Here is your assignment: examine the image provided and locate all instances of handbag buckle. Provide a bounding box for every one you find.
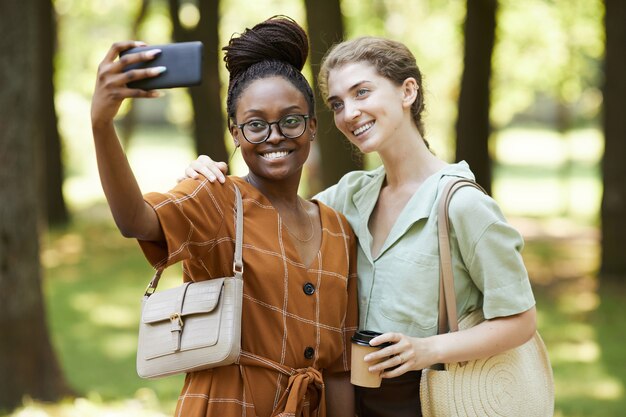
[169,313,184,327]
[233,261,243,274]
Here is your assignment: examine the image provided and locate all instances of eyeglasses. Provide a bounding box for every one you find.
[235,114,310,144]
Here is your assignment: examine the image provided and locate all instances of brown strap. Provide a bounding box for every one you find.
[436,178,487,335]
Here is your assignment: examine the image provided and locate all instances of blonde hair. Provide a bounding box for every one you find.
[319,37,427,140]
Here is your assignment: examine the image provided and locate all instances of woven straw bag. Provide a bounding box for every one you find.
[420,178,555,417]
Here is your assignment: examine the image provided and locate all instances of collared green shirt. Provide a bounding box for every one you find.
[314,161,535,337]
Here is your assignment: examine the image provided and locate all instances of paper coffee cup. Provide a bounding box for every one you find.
[350,330,387,388]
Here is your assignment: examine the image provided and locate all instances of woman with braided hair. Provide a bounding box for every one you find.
[91,16,357,417]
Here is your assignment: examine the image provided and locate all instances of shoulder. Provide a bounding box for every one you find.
[440,176,506,236]
[338,166,383,185]
[149,175,243,211]
[335,166,384,191]
[453,188,503,220]
[314,166,384,208]
[316,201,354,234]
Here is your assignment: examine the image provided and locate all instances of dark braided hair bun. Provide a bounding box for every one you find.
[223,16,309,79]
[223,16,315,120]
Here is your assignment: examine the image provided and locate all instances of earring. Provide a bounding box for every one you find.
[228,145,239,163]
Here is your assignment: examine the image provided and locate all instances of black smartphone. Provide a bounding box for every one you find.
[120,41,203,90]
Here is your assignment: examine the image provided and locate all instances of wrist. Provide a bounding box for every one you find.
[428,334,447,366]
[91,118,116,135]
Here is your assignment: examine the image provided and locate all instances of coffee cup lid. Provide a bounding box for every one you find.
[351,330,392,347]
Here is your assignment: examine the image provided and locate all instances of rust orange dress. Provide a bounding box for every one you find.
[138,176,358,417]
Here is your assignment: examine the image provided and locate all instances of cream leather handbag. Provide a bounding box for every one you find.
[136,185,244,379]
[420,178,554,417]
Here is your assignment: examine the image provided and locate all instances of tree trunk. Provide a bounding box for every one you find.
[455,0,497,195]
[169,0,227,162]
[40,0,69,226]
[600,0,626,280]
[0,0,72,409]
[305,0,363,195]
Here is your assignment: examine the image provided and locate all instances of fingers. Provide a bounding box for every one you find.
[363,332,417,378]
[183,156,228,183]
[380,359,413,379]
[92,41,163,129]
[103,40,146,63]
[184,166,199,180]
[369,332,398,348]
[216,161,229,176]
[113,47,163,73]
[95,43,165,108]
[369,350,416,379]
[108,65,166,89]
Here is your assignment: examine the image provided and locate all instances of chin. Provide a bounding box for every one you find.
[261,167,300,181]
[354,140,378,155]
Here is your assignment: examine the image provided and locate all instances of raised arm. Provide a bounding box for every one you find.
[91,41,165,241]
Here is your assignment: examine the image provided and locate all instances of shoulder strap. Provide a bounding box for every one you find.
[144,184,244,296]
[436,178,487,335]
[232,184,244,278]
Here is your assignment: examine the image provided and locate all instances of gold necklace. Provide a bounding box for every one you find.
[283,198,315,243]
[244,176,315,243]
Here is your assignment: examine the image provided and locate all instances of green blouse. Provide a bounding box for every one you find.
[314,161,535,337]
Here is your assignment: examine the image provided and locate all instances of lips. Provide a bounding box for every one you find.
[261,150,292,160]
[353,121,375,136]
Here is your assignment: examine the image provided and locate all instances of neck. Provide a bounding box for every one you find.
[244,171,302,208]
[377,127,447,188]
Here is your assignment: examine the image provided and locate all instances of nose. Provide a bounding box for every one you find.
[342,100,361,122]
[265,122,285,144]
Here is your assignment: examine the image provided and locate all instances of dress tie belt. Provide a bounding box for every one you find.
[239,351,326,417]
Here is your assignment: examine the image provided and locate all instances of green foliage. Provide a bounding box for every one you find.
[341,0,466,160]
[53,0,605,167]
[492,0,604,128]
[41,219,183,411]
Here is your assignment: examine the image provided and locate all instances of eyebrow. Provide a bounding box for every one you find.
[326,80,370,103]
[242,105,303,117]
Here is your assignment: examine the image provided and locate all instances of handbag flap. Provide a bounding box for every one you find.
[142,278,226,324]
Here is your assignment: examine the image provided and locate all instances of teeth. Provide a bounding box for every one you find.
[353,122,374,136]
[262,151,289,160]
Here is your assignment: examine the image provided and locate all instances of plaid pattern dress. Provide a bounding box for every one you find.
[139,176,358,417]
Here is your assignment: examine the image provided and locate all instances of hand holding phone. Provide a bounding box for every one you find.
[121,41,204,90]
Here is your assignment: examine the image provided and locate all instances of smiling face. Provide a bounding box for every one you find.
[230,76,316,183]
[326,61,416,155]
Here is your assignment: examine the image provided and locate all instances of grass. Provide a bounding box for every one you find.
[521,234,626,417]
[38,217,185,415]
[6,125,626,416]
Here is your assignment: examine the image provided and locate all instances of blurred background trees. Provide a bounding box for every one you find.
[0,0,622,415]
[600,0,626,282]
[455,0,497,195]
[0,0,72,409]
[304,0,363,195]
[169,0,227,161]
